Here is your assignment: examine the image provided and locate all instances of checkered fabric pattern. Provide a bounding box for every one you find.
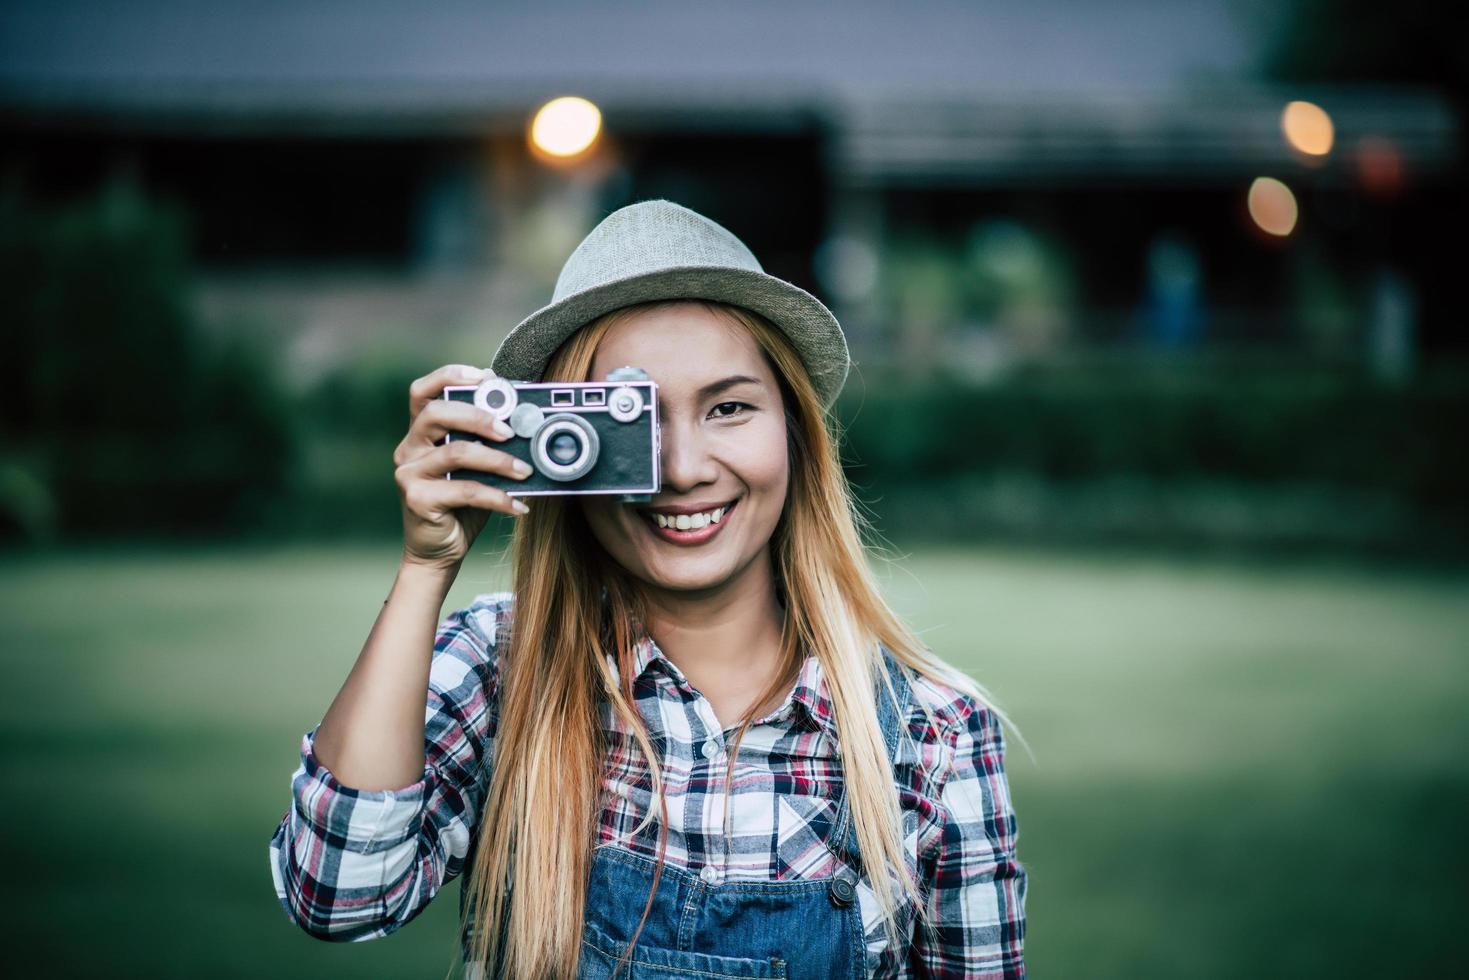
[269,592,1027,978]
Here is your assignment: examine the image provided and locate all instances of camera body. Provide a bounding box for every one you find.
[441,366,660,501]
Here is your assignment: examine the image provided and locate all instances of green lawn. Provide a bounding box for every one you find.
[2,542,1465,978]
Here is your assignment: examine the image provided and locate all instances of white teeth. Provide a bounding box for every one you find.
[650,505,730,531]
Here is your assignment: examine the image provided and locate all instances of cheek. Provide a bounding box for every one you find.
[738,420,790,496]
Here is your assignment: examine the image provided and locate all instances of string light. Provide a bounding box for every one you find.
[1281,101,1334,157]
[530,96,602,158]
[1248,177,1298,237]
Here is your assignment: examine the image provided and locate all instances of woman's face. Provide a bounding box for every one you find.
[579,303,790,598]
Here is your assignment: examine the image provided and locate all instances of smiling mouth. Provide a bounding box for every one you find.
[637,497,739,540]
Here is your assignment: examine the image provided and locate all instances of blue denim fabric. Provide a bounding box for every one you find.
[576,651,914,979]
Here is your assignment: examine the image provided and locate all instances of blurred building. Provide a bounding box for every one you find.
[1,0,1459,385]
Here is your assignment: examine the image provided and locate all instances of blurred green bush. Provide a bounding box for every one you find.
[0,181,298,540]
[276,347,1469,557]
[835,356,1469,557]
[286,350,440,539]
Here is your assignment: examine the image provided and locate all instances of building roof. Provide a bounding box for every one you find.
[1,1,1456,181]
[1,0,1253,117]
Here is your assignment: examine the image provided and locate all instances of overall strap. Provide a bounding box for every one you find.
[827,644,913,875]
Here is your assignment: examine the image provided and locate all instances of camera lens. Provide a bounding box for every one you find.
[530,413,600,482]
[549,432,580,464]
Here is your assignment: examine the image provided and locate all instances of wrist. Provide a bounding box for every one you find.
[394,554,460,600]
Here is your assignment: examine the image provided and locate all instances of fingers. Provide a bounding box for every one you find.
[400,473,527,521]
[396,363,530,525]
[395,398,513,467]
[396,439,530,520]
[407,364,497,423]
[398,437,532,483]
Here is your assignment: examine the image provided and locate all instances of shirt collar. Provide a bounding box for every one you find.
[619,614,839,739]
[782,650,838,738]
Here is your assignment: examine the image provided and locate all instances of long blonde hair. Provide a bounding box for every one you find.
[458,299,1019,978]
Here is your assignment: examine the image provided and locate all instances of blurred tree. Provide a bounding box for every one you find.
[962,220,1077,359]
[1292,238,1360,359]
[0,179,297,540]
[1256,0,1468,111]
[880,235,962,380]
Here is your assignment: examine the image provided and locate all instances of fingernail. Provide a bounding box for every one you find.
[512,499,529,514]
[513,460,531,476]
[494,421,514,438]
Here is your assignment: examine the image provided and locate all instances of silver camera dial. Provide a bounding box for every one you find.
[473,377,518,422]
[606,386,644,423]
[508,402,545,439]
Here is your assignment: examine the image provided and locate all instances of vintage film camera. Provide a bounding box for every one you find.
[441,366,660,503]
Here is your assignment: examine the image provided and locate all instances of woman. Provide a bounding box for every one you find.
[269,200,1027,978]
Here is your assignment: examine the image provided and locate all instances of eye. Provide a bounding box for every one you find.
[709,401,751,420]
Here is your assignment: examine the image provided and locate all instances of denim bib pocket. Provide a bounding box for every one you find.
[580,918,787,979]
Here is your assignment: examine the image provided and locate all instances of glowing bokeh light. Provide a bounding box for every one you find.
[530,96,602,158]
[1247,177,1298,237]
[1281,101,1334,157]
[1356,136,1405,197]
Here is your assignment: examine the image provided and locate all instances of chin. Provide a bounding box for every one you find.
[639,559,733,593]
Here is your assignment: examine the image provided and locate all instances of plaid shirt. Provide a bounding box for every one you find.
[269,592,1027,978]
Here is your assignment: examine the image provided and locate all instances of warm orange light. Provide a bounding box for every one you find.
[1247,177,1298,237]
[530,96,602,158]
[1281,100,1334,157]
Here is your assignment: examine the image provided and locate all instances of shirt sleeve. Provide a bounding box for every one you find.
[267,591,510,941]
[913,701,1028,978]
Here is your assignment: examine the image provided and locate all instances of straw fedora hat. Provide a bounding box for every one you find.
[490,199,851,410]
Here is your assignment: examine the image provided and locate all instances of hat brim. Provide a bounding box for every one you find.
[491,265,851,411]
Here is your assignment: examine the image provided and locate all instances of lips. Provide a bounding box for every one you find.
[640,499,734,528]
[639,497,739,545]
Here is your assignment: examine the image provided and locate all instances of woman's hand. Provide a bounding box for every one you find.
[394,364,531,570]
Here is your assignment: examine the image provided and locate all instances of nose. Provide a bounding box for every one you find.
[658,416,720,494]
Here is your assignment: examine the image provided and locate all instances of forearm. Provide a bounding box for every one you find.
[311,557,460,790]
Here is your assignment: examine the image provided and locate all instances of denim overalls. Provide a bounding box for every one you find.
[461,651,914,979]
[575,650,914,980]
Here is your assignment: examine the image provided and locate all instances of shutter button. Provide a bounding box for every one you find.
[699,865,722,886]
[829,869,858,908]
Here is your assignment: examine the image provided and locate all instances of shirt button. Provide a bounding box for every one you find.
[700,739,721,760]
[699,865,722,886]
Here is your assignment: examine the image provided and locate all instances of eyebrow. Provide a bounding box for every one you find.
[695,375,764,399]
